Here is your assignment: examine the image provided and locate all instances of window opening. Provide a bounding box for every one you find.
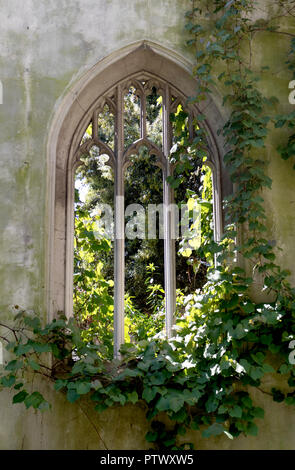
[72,74,216,357]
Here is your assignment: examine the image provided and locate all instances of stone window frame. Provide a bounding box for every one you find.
[46,41,232,357]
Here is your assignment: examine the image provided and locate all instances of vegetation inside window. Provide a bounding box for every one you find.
[1,0,294,451]
[73,89,214,357]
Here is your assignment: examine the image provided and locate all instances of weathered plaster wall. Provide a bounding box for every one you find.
[0,0,294,450]
[0,0,192,315]
[0,372,294,450]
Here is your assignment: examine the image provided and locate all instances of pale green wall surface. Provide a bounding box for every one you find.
[0,373,294,450]
[0,0,294,449]
[0,0,191,315]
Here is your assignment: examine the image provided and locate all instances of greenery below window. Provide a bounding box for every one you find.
[0,0,295,451]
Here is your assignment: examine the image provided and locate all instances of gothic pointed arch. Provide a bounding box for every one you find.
[46,41,232,355]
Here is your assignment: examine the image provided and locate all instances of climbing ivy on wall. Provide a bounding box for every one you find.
[275,36,295,167]
[0,0,295,450]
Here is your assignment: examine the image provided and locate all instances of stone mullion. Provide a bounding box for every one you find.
[140,90,147,139]
[114,84,125,358]
[163,84,176,338]
[92,109,98,140]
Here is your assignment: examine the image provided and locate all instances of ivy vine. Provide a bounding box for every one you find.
[0,0,295,450]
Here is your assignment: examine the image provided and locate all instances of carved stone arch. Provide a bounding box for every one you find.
[46,41,232,335]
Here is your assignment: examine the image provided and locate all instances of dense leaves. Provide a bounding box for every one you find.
[0,0,295,451]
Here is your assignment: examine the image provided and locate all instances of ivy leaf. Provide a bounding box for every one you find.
[149,370,169,385]
[191,416,201,430]
[171,408,188,423]
[156,393,183,413]
[241,396,252,408]
[251,352,265,365]
[14,343,33,356]
[127,391,138,404]
[27,359,40,371]
[269,344,280,354]
[23,316,41,331]
[24,392,45,409]
[229,405,243,418]
[145,431,158,442]
[115,368,142,380]
[285,396,295,406]
[91,380,103,390]
[234,324,248,340]
[14,383,24,390]
[114,394,126,406]
[71,361,85,375]
[240,359,251,373]
[247,422,258,436]
[54,379,68,391]
[278,364,291,375]
[13,390,29,404]
[5,360,23,371]
[156,397,170,411]
[85,364,100,375]
[218,404,228,414]
[38,401,51,412]
[260,335,272,346]
[168,396,185,413]
[242,302,255,314]
[262,363,275,374]
[1,375,16,387]
[202,423,224,438]
[205,395,219,413]
[31,343,52,354]
[142,387,157,403]
[252,407,264,419]
[249,366,264,381]
[95,403,108,413]
[67,389,80,403]
[275,119,287,128]
[76,382,92,395]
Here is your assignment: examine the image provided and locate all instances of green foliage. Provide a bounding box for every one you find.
[77,94,207,311]
[0,0,295,451]
[274,37,295,168]
[74,201,114,358]
[1,290,294,448]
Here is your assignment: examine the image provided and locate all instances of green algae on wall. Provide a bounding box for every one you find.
[0,0,294,450]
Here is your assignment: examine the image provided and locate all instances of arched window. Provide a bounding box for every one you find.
[46,42,232,358]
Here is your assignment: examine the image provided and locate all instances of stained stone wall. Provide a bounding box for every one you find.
[0,0,294,449]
